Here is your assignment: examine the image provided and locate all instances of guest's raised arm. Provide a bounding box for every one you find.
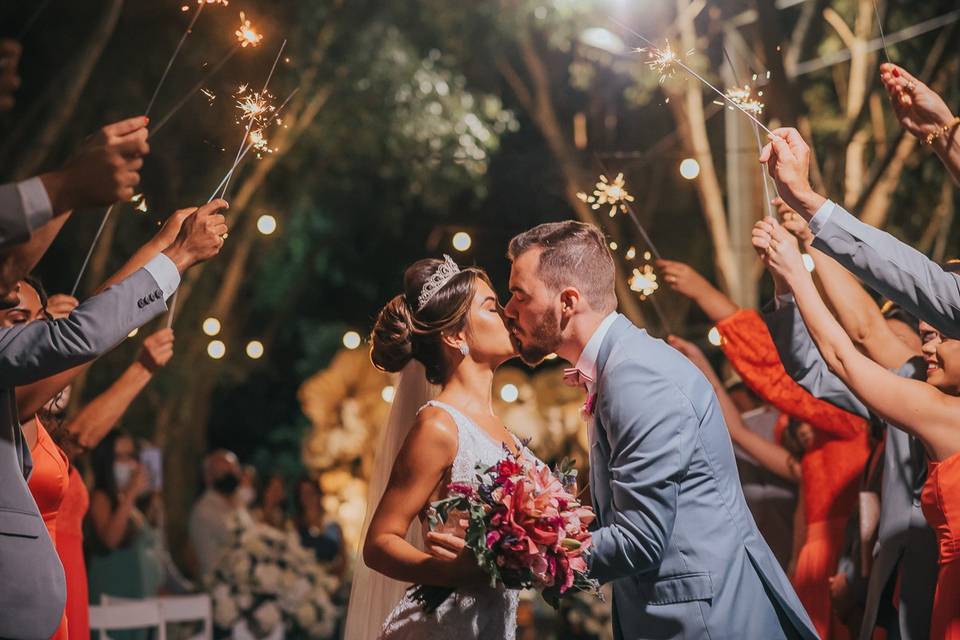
[762,127,960,338]
[753,217,960,461]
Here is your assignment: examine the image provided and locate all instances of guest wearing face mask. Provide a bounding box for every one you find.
[188,449,254,578]
[86,430,165,614]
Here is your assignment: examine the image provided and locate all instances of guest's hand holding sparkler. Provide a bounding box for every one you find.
[45,294,79,320]
[39,116,150,213]
[881,63,960,186]
[752,218,808,288]
[775,199,814,249]
[161,199,229,274]
[759,128,827,221]
[880,63,956,146]
[138,328,175,373]
[0,39,22,112]
[656,259,738,323]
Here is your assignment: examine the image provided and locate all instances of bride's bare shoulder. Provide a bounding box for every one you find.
[405,405,458,454]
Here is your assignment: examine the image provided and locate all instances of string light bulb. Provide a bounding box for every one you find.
[679,158,700,180]
[245,340,264,359]
[708,326,722,347]
[207,340,226,359]
[203,317,222,336]
[257,214,277,235]
[500,383,519,403]
[342,331,361,350]
[381,385,396,403]
[452,232,472,252]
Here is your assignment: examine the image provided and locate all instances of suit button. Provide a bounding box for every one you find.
[154,289,162,298]
[138,300,145,308]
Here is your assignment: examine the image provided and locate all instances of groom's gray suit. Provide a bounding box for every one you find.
[586,315,818,640]
[0,256,178,639]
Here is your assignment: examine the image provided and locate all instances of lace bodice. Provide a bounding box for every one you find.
[377,400,527,640]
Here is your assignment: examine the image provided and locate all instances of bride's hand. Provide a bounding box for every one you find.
[426,530,487,586]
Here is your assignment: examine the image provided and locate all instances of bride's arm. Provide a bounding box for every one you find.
[755,218,960,460]
[363,408,485,587]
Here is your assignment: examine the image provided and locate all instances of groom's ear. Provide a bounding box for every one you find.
[559,288,581,315]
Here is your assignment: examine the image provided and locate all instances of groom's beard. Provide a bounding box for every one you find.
[514,307,562,365]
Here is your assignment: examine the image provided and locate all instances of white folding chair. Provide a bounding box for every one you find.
[102,594,212,640]
[89,601,166,640]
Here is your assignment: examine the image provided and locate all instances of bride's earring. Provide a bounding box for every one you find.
[459,343,470,357]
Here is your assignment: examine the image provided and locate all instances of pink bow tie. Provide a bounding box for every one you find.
[563,367,594,389]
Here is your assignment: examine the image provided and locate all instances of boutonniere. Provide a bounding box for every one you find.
[581,393,597,420]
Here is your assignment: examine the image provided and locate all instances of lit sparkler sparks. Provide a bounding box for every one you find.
[235,88,276,128]
[201,88,216,104]
[236,12,263,48]
[131,193,148,213]
[577,172,635,218]
[715,85,765,116]
[635,41,692,85]
[248,129,275,156]
[629,264,659,299]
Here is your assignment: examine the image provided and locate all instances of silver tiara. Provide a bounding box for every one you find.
[417,255,461,311]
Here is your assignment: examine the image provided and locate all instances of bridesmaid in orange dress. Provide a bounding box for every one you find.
[26,417,70,640]
[754,217,960,640]
[921,454,960,639]
[56,467,90,640]
[715,309,868,640]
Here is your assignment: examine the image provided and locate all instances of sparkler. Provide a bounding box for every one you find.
[236,12,264,48]
[218,39,285,199]
[70,0,232,297]
[720,47,779,220]
[165,86,299,329]
[610,17,774,136]
[577,172,635,218]
[872,0,891,63]
[131,193,148,213]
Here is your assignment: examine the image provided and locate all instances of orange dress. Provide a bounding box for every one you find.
[55,467,90,640]
[717,310,870,640]
[27,418,70,640]
[921,453,960,639]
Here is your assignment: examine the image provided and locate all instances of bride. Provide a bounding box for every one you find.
[343,255,534,640]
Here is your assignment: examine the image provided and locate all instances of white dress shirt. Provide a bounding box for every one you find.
[142,254,181,301]
[573,312,618,396]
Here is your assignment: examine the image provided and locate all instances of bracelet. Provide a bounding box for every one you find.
[922,116,960,146]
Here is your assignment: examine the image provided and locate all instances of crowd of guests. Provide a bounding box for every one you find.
[0,35,300,640]
[655,62,959,640]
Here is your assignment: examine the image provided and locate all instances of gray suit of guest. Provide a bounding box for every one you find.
[764,299,939,640]
[811,201,960,338]
[0,178,57,250]
[587,315,818,640]
[0,263,175,639]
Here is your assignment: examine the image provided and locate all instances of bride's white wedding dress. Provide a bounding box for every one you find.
[377,400,535,640]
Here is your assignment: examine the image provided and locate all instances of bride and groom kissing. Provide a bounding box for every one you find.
[343,221,819,640]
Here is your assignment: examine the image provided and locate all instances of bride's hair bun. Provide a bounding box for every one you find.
[370,294,415,373]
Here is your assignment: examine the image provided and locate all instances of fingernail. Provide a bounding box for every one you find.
[892,68,899,77]
[143,116,150,124]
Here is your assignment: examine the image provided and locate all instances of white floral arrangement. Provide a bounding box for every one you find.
[207,516,340,639]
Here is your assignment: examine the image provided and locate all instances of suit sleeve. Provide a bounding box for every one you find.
[0,178,54,250]
[811,201,960,338]
[0,266,171,386]
[587,362,697,583]
[716,308,866,440]
[762,299,871,419]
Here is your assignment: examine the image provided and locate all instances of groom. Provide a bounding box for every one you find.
[503,221,817,640]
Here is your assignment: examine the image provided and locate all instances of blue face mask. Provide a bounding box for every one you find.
[114,461,135,490]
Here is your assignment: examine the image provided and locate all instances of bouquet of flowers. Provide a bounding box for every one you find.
[207,517,340,639]
[411,451,602,612]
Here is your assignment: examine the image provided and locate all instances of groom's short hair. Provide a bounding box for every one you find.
[508,220,617,313]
